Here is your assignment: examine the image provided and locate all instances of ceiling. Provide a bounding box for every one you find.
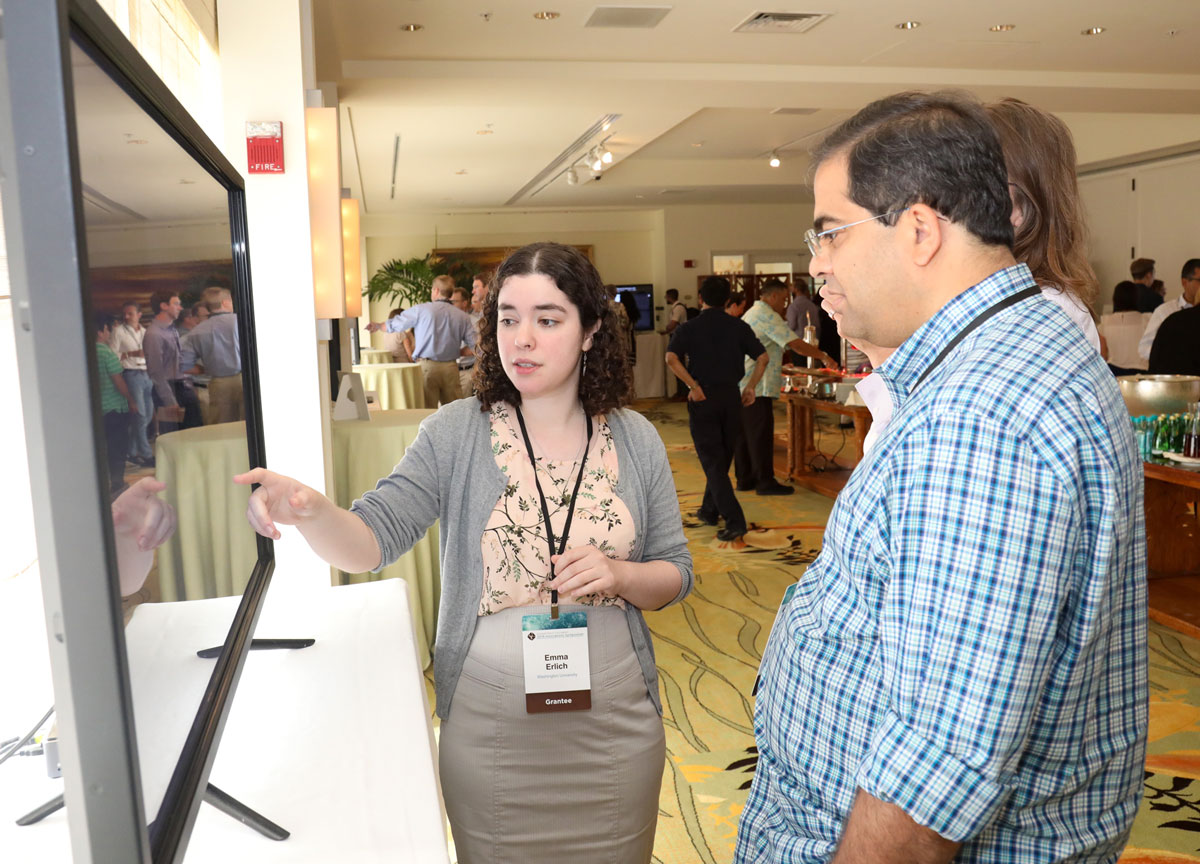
[312,1,1200,215]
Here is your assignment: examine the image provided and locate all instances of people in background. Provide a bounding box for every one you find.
[236,241,692,864]
[725,290,747,317]
[665,275,767,542]
[618,289,640,364]
[365,274,477,407]
[1149,259,1200,376]
[176,301,207,336]
[785,278,821,337]
[1138,258,1199,363]
[733,279,838,497]
[450,286,471,313]
[143,290,201,432]
[1131,257,1163,313]
[662,288,687,334]
[738,91,1146,863]
[1101,281,1150,374]
[182,284,243,423]
[470,272,488,321]
[109,300,155,467]
[95,312,138,496]
[607,283,634,362]
[382,307,412,362]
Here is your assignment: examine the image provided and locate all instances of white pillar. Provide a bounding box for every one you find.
[217,0,330,590]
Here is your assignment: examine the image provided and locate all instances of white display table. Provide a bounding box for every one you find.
[0,580,447,863]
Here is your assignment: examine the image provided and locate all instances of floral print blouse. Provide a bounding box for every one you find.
[479,402,635,615]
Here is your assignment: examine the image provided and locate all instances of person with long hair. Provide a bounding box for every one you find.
[984,97,1101,351]
[234,242,692,863]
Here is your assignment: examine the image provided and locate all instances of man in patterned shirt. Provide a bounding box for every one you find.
[736,91,1147,863]
[734,278,837,495]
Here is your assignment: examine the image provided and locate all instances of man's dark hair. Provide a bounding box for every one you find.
[94,310,117,334]
[812,90,1014,249]
[1111,281,1139,313]
[149,291,178,315]
[1130,258,1155,280]
[699,276,731,308]
[759,278,788,300]
[1182,259,1200,280]
[665,288,679,302]
[472,273,488,284]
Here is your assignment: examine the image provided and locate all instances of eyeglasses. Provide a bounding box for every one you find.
[803,208,909,257]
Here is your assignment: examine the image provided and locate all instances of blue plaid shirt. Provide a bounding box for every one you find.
[736,265,1147,863]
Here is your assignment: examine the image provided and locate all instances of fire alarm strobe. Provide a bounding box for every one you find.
[246,121,284,174]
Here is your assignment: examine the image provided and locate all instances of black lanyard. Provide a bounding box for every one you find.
[911,286,1040,392]
[514,405,593,619]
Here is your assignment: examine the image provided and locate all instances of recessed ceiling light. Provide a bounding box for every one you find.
[399,23,422,32]
[455,169,468,175]
[989,24,1016,32]
[476,129,493,135]
[533,11,560,21]
[692,141,705,148]
[1081,26,1105,36]
[768,153,781,168]
[895,21,920,30]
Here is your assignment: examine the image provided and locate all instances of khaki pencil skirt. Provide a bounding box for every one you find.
[439,604,665,864]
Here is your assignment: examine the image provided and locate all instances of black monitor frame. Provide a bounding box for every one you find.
[0,2,274,862]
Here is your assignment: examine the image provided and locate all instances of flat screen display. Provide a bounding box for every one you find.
[615,285,654,331]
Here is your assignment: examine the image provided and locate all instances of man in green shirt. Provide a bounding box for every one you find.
[96,312,138,496]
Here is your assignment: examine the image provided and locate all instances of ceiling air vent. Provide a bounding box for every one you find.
[734,12,830,34]
[585,6,673,28]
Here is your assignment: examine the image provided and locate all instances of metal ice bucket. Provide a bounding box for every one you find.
[1117,375,1200,416]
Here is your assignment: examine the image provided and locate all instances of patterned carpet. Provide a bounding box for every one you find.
[429,398,1200,862]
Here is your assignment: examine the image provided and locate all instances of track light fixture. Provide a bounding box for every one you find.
[566,166,579,185]
[601,147,613,164]
[768,152,781,168]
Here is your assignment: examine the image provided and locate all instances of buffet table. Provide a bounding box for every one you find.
[782,391,873,497]
[351,362,425,409]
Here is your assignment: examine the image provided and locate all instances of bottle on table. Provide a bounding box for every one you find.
[1185,404,1200,459]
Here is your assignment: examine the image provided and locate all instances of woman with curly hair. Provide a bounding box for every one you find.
[235,241,692,863]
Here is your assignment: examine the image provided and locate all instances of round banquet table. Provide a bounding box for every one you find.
[357,346,393,365]
[331,408,440,668]
[154,413,442,668]
[154,421,256,603]
[352,362,425,409]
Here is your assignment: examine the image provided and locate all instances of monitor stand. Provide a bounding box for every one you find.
[16,784,289,840]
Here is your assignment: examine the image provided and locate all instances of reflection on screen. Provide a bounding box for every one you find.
[71,40,253,825]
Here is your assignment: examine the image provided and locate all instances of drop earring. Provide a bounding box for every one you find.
[581,351,588,379]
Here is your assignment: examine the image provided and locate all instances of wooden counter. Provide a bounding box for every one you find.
[1143,460,1200,638]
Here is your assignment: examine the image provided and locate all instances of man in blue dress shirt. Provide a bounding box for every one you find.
[366,275,477,407]
[735,91,1147,863]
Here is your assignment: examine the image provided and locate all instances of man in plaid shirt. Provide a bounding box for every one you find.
[735,91,1147,863]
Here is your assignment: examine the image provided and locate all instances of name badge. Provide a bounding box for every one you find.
[521,611,591,713]
[781,581,798,608]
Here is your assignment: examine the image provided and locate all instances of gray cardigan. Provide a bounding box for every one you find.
[350,397,694,719]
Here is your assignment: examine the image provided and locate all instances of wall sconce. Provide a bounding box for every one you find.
[341,198,363,318]
[306,107,346,319]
